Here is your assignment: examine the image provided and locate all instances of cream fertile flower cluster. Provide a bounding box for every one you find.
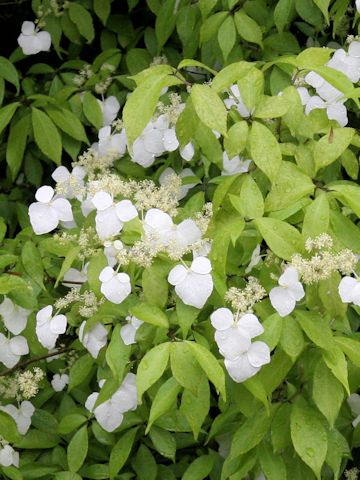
[298,40,360,126]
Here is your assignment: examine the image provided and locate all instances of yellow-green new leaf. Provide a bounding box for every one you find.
[314,128,354,172]
[234,10,263,48]
[254,217,303,260]
[32,107,62,165]
[249,121,282,183]
[191,84,227,136]
[137,343,170,401]
[67,425,88,473]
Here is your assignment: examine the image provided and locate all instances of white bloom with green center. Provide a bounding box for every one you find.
[0,334,29,368]
[269,266,305,317]
[168,257,213,309]
[99,266,131,304]
[0,298,30,335]
[35,305,67,350]
[79,321,107,358]
[17,21,51,55]
[0,401,35,435]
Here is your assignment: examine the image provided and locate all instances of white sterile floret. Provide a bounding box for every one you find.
[99,266,131,304]
[180,142,195,161]
[0,444,19,468]
[347,393,360,427]
[0,297,30,335]
[159,167,196,200]
[245,244,262,274]
[224,341,270,383]
[305,71,344,103]
[51,373,69,392]
[98,96,120,126]
[52,166,86,200]
[222,152,251,176]
[95,126,127,159]
[269,266,305,317]
[92,191,138,240]
[35,305,67,350]
[63,263,88,289]
[79,321,108,358]
[104,240,125,267]
[0,401,35,435]
[224,84,252,118]
[120,316,143,345]
[85,373,137,432]
[0,334,29,368]
[168,256,213,309]
[338,276,360,306]
[327,43,360,83]
[304,95,348,127]
[28,186,73,235]
[17,21,51,55]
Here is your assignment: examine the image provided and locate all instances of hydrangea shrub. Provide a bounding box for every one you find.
[1,1,360,479]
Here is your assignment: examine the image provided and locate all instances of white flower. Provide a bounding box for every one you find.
[35,305,67,350]
[79,321,108,358]
[0,444,19,468]
[347,393,360,427]
[0,298,30,335]
[224,341,270,383]
[85,373,137,432]
[327,44,360,83]
[297,86,311,105]
[92,191,138,240]
[28,186,73,235]
[180,142,195,161]
[51,166,86,200]
[269,266,305,317]
[304,95,348,127]
[245,244,261,274]
[159,167,196,200]
[222,152,251,176]
[104,240,124,267]
[357,0,360,13]
[305,71,343,103]
[224,84,252,118]
[120,316,143,345]
[99,266,131,304]
[98,96,120,126]
[0,401,35,435]
[0,334,29,368]
[63,264,88,289]
[51,373,69,392]
[95,126,127,158]
[17,21,51,55]
[168,257,213,309]
[338,276,360,306]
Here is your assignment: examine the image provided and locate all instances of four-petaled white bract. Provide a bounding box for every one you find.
[104,239,125,267]
[28,186,73,235]
[92,191,138,240]
[224,84,252,118]
[99,266,132,304]
[120,316,143,345]
[51,373,69,392]
[97,96,120,126]
[269,266,305,317]
[168,256,213,308]
[17,21,51,55]
[0,297,30,335]
[338,276,360,306]
[222,151,252,176]
[35,305,67,350]
[85,373,137,432]
[79,321,108,358]
[0,401,35,435]
[95,126,127,159]
[0,444,19,468]
[224,341,270,383]
[52,166,86,200]
[0,333,29,368]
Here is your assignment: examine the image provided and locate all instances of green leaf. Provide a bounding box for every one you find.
[0,411,21,443]
[67,426,88,473]
[254,95,289,118]
[279,316,304,359]
[32,107,62,165]
[45,106,88,143]
[15,430,60,449]
[149,426,176,461]
[185,341,226,400]
[191,84,227,136]
[176,299,199,338]
[330,184,360,218]
[130,302,169,328]
[290,403,328,479]
[137,342,170,401]
[147,378,181,433]
[322,345,349,395]
[55,246,81,287]
[142,262,169,309]
[211,61,252,93]
[254,217,303,260]
[109,427,138,479]
[312,359,343,427]
[200,11,229,44]
[0,102,19,136]
[68,354,94,391]
[274,0,294,33]
[302,193,329,239]
[133,444,157,480]
[335,336,360,368]
[170,342,203,394]
[6,114,30,180]
[234,10,263,48]
[155,0,177,50]
[224,121,248,157]
[249,121,282,183]
[313,66,354,97]
[0,56,19,93]
[105,324,131,381]
[58,414,87,435]
[82,92,103,130]
[314,128,354,172]
[94,0,111,25]
[330,209,360,253]
[21,240,45,289]
[0,275,31,295]
[313,0,330,23]
[182,455,215,480]
[180,376,210,440]
[258,441,287,480]
[295,311,333,350]
[296,47,332,69]
[236,175,264,219]
[218,15,236,62]
[68,3,95,43]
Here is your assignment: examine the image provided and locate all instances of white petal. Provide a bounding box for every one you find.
[85,392,99,412]
[327,103,348,127]
[224,354,260,383]
[115,200,138,222]
[143,129,165,156]
[338,276,359,303]
[168,265,188,286]
[36,305,53,326]
[9,336,29,355]
[247,341,271,367]
[51,198,73,222]
[297,87,311,105]
[288,282,305,301]
[144,209,173,232]
[20,401,35,417]
[180,142,195,161]
[175,220,202,249]
[349,41,360,57]
[269,286,296,317]
[21,21,35,35]
[98,126,111,141]
[35,185,54,203]
[348,393,360,416]
[49,315,67,334]
[101,276,131,304]
[278,267,299,287]
[92,191,113,211]
[29,202,59,234]
[94,402,124,432]
[120,324,137,345]
[215,327,251,360]
[95,207,123,240]
[237,313,264,338]
[191,256,212,275]
[210,308,234,331]
[52,166,70,183]
[163,129,179,151]
[175,272,213,309]
[99,266,115,283]
[37,31,51,51]
[305,71,324,88]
